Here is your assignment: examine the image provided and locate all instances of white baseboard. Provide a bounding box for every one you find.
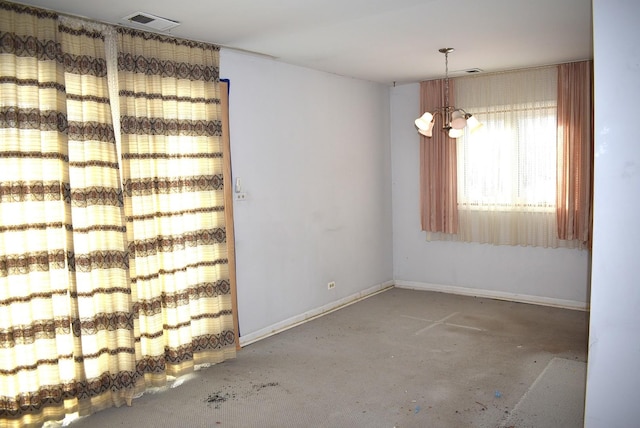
[239,280,587,347]
[238,280,394,347]
[394,280,589,311]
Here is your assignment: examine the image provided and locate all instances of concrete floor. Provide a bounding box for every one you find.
[64,287,589,428]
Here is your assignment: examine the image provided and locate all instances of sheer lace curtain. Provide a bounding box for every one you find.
[454,66,564,247]
[0,2,235,427]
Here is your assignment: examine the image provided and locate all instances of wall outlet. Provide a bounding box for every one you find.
[327,281,336,290]
[234,192,247,201]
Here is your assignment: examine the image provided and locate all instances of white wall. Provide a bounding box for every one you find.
[220,50,393,341]
[220,45,594,345]
[390,83,591,307]
[584,0,640,426]
[207,8,640,424]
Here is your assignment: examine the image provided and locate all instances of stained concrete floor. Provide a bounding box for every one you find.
[64,287,589,428]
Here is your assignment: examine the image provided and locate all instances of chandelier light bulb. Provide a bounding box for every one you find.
[415,112,434,131]
[466,115,484,133]
[448,127,463,138]
[418,121,435,137]
[450,110,467,129]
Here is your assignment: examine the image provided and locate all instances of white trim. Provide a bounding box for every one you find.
[239,281,394,347]
[394,280,589,311]
[239,280,588,347]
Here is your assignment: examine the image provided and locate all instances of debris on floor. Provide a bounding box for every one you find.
[252,382,279,391]
[205,392,233,409]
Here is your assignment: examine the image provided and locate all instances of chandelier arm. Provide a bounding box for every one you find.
[428,108,452,131]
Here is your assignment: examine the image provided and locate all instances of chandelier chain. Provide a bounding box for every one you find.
[444,50,450,110]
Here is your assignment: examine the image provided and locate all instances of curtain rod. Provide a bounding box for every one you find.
[424,59,593,83]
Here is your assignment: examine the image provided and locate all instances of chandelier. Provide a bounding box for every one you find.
[414,48,483,138]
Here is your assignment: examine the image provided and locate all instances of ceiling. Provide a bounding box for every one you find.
[9,0,593,85]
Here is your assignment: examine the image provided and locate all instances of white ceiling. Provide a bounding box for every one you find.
[10,0,593,85]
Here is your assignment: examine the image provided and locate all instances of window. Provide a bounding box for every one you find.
[420,61,592,249]
[458,107,557,210]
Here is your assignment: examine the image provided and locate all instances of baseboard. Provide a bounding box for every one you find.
[239,280,587,347]
[394,280,589,311]
[238,280,395,347]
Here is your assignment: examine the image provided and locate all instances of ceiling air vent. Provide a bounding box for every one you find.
[450,68,484,77]
[122,12,180,31]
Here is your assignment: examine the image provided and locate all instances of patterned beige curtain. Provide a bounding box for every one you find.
[419,79,459,234]
[1,3,235,426]
[117,28,236,387]
[556,60,593,246]
[0,3,137,427]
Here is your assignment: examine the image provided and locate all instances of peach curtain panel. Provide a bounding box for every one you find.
[556,60,593,246]
[419,79,458,234]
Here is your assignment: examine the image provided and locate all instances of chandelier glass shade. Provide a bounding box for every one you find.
[415,48,483,138]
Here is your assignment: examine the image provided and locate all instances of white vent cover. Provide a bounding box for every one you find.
[449,68,484,77]
[122,12,180,31]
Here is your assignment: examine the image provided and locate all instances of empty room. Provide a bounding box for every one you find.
[1,1,639,427]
